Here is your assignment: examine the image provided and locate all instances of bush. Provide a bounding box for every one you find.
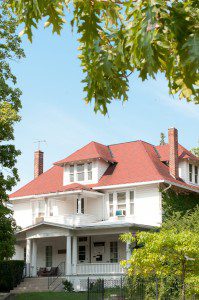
[62,279,74,292]
[0,260,24,292]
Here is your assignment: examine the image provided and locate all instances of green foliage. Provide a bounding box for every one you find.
[0,260,24,292]
[6,0,199,114]
[62,279,74,292]
[191,147,199,157]
[160,132,166,145]
[162,189,199,221]
[0,2,25,260]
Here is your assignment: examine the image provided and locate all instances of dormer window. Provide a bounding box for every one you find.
[77,164,84,181]
[195,166,198,184]
[69,165,74,182]
[189,164,193,182]
[87,162,92,180]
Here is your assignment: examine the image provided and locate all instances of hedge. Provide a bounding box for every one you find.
[0,260,25,292]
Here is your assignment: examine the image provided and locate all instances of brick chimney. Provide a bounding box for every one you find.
[168,128,179,179]
[34,150,44,178]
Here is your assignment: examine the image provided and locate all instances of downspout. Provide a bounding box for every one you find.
[162,183,172,193]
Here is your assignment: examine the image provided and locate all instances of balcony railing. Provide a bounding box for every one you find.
[76,263,124,275]
[35,214,99,226]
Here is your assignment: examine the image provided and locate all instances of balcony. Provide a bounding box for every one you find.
[35,214,99,227]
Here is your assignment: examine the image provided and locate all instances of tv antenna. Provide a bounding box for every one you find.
[34,140,47,151]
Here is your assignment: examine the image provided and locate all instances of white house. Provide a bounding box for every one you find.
[10,128,199,290]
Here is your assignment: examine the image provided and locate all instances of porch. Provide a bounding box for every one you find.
[17,233,130,278]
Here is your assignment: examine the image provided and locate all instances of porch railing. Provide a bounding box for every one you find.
[76,263,124,275]
[48,261,65,291]
[43,214,98,226]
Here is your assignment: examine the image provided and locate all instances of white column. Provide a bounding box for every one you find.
[26,239,31,277]
[126,241,131,261]
[66,236,72,275]
[31,239,37,277]
[72,236,77,274]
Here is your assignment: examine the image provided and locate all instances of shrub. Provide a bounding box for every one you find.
[62,279,74,292]
[0,260,24,292]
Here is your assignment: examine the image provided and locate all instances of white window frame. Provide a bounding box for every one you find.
[189,164,193,182]
[194,165,198,184]
[130,190,135,215]
[109,193,114,217]
[77,164,85,181]
[87,162,92,180]
[69,165,74,182]
[116,192,126,216]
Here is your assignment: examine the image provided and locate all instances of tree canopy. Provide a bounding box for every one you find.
[121,207,199,298]
[7,0,199,114]
[0,2,25,260]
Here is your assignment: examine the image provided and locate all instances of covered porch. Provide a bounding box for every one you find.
[14,223,132,278]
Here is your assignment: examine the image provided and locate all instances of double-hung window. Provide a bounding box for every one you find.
[117,192,126,215]
[69,165,74,182]
[87,162,92,180]
[109,193,114,217]
[195,166,198,184]
[130,191,134,215]
[38,201,45,218]
[189,164,193,182]
[77,164,84,181]
[110,241,118,263]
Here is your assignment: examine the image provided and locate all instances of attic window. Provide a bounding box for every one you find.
[77,164,84,181]
[69,165,74,182]
[87,162,92,180]
[189,164,193,182]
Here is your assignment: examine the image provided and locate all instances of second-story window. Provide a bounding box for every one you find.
[195,166,198,184]
[77,198,84,214]
[69,165,74,182]
[189,164,193,182]
[38,201,45,218]
[109,193,114,217]
[87,162,92,180]
[130,191,134,215]
[77,164,84,181]
[117,192,126,216]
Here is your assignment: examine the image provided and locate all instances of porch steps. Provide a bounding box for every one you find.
[11,277,49,293]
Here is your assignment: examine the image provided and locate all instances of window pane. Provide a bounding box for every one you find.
[70,165,74,173]
[88,162,92,171]
[70,174,74,182]
[109,194,113,204]
[77,164,84,172]
[110,241,118,263]
[81,198,84,214]
[78,245,86,261]
[130,203,134,215]
[195,166,198,184]
[189,164,193,182]
[130,191,134,201]
[88,172,92,180]
[117,192,126,202]
[77,172,84,181]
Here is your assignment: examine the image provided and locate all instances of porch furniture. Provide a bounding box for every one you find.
[37,267,58,277]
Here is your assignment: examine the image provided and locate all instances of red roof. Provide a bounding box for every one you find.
[54,141,116,165]
[10,141,199,198]
[156,144,199,162]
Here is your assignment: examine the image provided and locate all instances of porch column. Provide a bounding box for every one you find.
[31,239,37,277]
[72,236,77,274]
[65,236,72,275]
[126,241,131,261]
[26,239,31,277]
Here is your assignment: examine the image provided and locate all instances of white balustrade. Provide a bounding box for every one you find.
[76,263,124,275]
[43,213,98,226]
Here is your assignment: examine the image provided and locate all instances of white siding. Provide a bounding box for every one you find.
[13,200,32,228]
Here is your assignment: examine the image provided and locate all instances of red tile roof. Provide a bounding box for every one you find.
[155,144,199,162]
[54,141,116,165]
[10,141,199,198]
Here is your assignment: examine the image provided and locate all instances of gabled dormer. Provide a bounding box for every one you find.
[54,141,116,185]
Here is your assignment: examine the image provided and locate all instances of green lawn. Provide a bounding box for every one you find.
[14,292,87,300]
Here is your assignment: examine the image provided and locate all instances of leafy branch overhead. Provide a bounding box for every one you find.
[8,0,199,114]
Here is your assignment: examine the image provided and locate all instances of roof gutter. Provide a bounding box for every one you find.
[10,189,102,201]
[93,180,164,190]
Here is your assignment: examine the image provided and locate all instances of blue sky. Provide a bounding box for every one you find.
[11,23,199,192]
